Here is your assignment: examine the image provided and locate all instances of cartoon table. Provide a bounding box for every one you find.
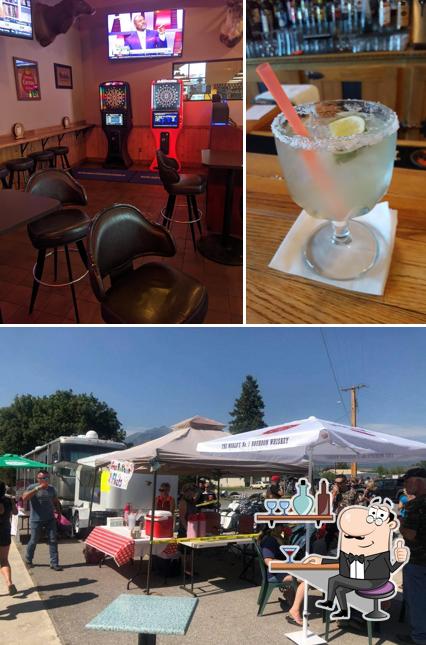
[269,562,391,644]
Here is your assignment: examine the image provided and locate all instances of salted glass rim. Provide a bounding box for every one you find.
[271,99,399,153]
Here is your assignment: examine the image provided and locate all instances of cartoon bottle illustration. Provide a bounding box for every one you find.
[292,478,315,515]
[316,479,331,516]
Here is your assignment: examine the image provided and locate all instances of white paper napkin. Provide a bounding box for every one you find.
[268,202,398,296]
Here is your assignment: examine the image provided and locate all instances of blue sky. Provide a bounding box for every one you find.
[0,327,425,441]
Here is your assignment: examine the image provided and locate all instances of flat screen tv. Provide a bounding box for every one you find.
[108,9,184,60]
[0,0,33,39]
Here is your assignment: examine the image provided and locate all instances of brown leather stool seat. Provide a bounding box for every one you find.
[28,209,90,249]
[101,262,207,324]
[25,169,90,323]
[88,203,208,325]
[46,146,70,169]
[156,149,205,251]
[167,174,206,195]
[0,166,9,189]
[5,157,34,189]
[28,150,55,172]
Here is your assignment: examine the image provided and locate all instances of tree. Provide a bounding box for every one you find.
[229,375,266,435]
[319,470,335,482]
[0,389,125,455]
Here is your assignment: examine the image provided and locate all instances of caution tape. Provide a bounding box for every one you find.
[149,532,260,544]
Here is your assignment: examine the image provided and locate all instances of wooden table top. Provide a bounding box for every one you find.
[247,152,426,323]
[202,149,243,169]
[0,191,60,234]
[270,562,340,571]
[0,122,94,151]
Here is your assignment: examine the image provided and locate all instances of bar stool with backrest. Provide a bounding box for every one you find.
[0,166,10,189]
[27,149,55,173]
[5,157,34,189]
[156,150,205,252]
[25,169,91,323]
[46,146,71,170]
[88,203,208,324]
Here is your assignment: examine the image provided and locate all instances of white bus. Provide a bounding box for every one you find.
[18,431,127,516]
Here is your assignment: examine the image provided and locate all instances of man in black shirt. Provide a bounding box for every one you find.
[398,467,426,645]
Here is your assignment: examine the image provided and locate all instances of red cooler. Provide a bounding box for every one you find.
[145,511,173,538]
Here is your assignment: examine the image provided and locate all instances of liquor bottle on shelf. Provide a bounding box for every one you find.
[273,0,288,28]
[286,0,297,26]
[379,0,391,28]
[291,479,315,515]
[248,0,263,39]
[396,0,409,28]
[260,0,275,34]
[316,479,332,516]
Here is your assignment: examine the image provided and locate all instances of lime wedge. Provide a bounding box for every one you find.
[329,115,365,137]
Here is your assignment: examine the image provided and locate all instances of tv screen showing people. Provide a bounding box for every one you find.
[107,9,184,60]
[0,0,32,39]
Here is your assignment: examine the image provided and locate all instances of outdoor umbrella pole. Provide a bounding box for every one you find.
[145,468,157,595]
[302,448,314,642]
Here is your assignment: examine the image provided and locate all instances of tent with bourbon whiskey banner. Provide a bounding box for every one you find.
[197,415,426,467]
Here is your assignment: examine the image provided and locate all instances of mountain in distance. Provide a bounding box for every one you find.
[125,425,171,447]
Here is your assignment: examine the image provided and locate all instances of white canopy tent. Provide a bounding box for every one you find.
[197,416,426,467]
[78,416,306,595]
[197,416,426,645]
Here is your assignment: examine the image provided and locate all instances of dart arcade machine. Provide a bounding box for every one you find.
[150,79,183,171]
[99,81,133,168]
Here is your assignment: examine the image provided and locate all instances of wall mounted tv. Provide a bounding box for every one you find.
[108,9,184,60]
[0,0,33,39]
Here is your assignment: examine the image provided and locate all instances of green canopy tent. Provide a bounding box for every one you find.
[0,454,52,469]
[0,453,52,491]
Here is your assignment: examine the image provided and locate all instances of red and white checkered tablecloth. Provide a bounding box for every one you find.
[85,526,135,567]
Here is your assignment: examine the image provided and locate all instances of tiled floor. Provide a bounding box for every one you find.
[0,173,243,324]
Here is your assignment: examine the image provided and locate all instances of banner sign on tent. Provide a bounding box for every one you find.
[108,460,134,489]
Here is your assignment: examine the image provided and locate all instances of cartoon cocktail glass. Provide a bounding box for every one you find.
[272,99,398,280]
[264,499,279,514]
[280,544,300,564]
[278,499,290,514]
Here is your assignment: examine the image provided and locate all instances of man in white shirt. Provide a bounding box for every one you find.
[125,12,167,51]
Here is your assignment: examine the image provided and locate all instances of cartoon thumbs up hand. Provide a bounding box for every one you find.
[394,538,409,563]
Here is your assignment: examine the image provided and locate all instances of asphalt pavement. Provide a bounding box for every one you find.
[0,536,413,645]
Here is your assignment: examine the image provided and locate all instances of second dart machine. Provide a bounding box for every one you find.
[99,81,133,169]
[150,79,183,171]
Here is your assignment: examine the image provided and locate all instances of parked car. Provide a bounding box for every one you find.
[251,481,267,489]
[373,477,405,502]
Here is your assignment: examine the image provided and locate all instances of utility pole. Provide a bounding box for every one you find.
[340,384,367,478]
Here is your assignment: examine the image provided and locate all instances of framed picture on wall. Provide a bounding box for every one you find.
[13,57,41,101]
[54,63,73,89]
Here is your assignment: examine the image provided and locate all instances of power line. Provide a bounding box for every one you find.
[319,329,350,422]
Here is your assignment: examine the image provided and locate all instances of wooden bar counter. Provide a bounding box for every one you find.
[247,151,426,324]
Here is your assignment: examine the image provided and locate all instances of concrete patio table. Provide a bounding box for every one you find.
[86,594,198,645]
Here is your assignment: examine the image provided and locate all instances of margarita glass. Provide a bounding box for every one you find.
[272,99,398,280]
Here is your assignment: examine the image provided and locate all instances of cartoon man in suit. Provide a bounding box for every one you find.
[124,12,167,50]
[305,497,409,620]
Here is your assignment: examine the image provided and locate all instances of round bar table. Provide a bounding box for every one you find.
[0,190,60,323]
[197,148,243,266]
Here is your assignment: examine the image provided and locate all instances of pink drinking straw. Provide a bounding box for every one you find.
[256,63,345,219]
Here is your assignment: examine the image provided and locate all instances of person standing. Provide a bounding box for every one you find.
[397,467,426,645]
[22,470,63,571]
[0,481,18,595]
[266,474,284,499]
[155,482,176,514]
